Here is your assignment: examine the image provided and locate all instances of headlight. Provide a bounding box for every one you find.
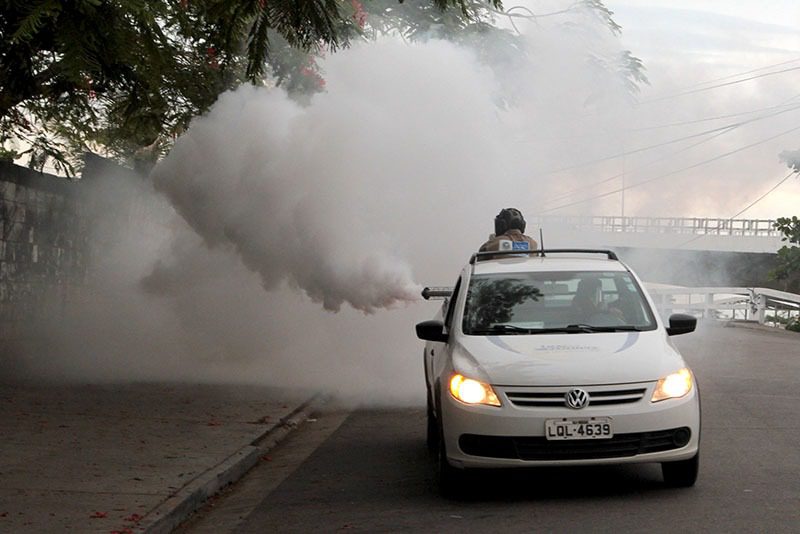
[651,368,693,402]
[449,374,501,407]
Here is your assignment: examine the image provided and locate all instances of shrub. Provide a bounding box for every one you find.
[766,314,790,325]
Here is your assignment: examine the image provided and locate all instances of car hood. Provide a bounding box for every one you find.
[453,331,685,386]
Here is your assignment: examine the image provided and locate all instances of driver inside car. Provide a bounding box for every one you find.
[571,278,625,323]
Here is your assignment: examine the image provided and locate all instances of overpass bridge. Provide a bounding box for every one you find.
[532,215,784,253]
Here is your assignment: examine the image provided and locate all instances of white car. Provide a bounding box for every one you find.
[417,249,700,495]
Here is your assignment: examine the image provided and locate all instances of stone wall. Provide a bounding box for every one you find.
[0,161,91,346]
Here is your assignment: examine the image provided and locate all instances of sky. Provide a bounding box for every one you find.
[605,0,800,218]
[614,1,800,29]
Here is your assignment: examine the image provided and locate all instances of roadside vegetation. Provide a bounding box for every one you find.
[760,209,800,332]
[770,215,800,293]
[768,215,800,331]
[769,153,800,311]
[769,216,800,294]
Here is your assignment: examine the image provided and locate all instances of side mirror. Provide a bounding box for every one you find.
[416,320,449,343]
[666,313,696,336]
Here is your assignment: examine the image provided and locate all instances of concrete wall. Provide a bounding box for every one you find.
[0,155,149,353]
[0,161,91,346]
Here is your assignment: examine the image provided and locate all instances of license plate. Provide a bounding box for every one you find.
[545,417,613,440]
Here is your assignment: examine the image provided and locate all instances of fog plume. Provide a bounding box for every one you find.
[149,86,421,312]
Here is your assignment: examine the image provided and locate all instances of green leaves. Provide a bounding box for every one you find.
[774,216,800,245]
[770,215,800,291]
[9,0,61,43]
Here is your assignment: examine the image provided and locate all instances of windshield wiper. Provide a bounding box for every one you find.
[512,325,644,334]
[470,324,536,335]
[563,324,644,333]
[472,325,589,335]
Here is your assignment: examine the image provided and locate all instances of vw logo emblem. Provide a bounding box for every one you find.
[565,388,590,409]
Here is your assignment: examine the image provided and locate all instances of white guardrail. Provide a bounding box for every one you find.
[644,285,800,328]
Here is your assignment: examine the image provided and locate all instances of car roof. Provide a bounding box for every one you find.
[471,256,629,275]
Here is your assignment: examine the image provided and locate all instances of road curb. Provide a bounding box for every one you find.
[139,395,323,534]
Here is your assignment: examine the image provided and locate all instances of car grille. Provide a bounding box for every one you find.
[459,428,690,461]
[505,386,647,408]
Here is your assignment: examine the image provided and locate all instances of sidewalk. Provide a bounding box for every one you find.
[0,382,315,533]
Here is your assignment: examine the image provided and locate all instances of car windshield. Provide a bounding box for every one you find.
[462,271,656,335]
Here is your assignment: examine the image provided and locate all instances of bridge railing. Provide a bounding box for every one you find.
[644,285,800,328]
[533,215,781,237]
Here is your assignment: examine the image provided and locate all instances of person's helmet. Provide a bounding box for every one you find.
[494,208,526,235]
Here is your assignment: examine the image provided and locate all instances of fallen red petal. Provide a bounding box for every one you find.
[90,511,107,518]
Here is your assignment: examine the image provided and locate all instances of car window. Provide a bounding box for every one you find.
[462,271,656,334]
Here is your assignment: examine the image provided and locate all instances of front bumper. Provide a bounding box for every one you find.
[441,382,700,469]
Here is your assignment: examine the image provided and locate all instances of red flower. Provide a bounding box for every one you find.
[351,0,367,28]
[206,46,219,70]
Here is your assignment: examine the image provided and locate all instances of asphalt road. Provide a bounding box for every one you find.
[181,325,800,533]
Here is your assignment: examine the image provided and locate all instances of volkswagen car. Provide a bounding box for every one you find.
[416,249,700,495]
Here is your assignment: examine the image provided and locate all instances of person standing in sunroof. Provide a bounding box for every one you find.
[479,208,538,255]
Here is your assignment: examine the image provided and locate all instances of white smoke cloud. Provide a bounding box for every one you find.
[149,85,420,313]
